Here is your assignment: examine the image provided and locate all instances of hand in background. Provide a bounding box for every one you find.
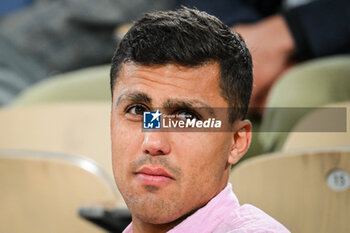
[233,15,295,116]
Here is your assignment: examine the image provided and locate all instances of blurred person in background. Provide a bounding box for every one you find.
[180,0,350,154]
[0,0,176,106]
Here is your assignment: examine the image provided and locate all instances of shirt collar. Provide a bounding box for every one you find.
[168,183,238,233]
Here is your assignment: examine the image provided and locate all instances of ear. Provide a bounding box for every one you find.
[227,120,252,165]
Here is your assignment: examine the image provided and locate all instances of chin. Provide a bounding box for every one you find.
[136,210,183,225]
[129,197,185,225]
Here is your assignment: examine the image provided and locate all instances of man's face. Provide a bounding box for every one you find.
[111,62,237,224]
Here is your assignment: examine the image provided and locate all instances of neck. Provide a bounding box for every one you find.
[132,213,190,233]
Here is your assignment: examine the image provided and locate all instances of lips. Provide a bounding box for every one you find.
[135,166,175,186]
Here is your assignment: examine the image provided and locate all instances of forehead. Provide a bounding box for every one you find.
[113,62,228,108]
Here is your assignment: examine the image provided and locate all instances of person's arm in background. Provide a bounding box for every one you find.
[234,15,295,109]
[179,0,283,111]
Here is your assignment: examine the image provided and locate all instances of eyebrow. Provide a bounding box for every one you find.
[116,91,152,107]
[163,99,216,117]
[115,91,215,117]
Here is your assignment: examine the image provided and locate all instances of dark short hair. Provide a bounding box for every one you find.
[110,7,253,122]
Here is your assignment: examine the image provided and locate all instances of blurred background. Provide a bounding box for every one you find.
[0,0,349,232]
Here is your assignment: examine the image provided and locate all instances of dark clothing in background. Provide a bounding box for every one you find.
[0,0,176,75]
[179,0,350,60]
[0,0,32,17]
[0,0,176,106]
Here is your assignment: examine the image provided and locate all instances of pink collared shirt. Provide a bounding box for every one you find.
[123,183,290,233]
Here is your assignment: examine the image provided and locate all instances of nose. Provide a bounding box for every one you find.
[141,132,171,156]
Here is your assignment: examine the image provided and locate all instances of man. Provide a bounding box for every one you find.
[110,7,289,233]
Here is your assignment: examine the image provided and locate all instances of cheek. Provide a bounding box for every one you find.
[173,133,230,183]
[111,116,143,177]
[168,133,230,213]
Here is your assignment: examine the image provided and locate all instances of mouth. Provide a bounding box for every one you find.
[135,166,175,186]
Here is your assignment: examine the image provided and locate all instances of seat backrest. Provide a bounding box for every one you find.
[0,150,124,233]
[0,102,114,178]
[283,102,350,151]
[230,147,350,233]
[12,65,111,106]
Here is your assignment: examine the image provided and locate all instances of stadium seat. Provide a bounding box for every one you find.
[12,65,111,106]
[0,102,114,178]
[230,147,350,233]
[283,102,350,151]
[0,150,125,233]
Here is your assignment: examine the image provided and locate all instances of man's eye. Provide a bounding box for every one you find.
[176,111,200,121]
[126,105,148,115]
